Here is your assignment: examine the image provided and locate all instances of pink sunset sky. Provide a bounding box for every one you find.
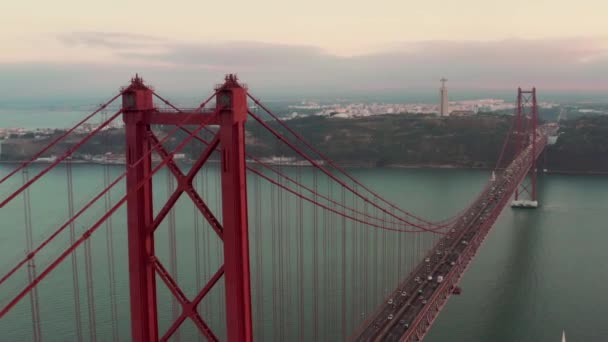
[1,0,607,98]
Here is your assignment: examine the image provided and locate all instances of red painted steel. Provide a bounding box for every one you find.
[0,99,217,320]
[122,75,159,342]
[531,89,538,201]
[514,88,539,202]
[216,75,254,342]
[122,74,253,342]
[142,111,218,125]
[1,74,550,342]
[515,88,523,200]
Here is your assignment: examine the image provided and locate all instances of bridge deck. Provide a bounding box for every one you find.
[353,135,547,341]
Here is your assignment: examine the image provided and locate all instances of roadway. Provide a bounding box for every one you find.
[353,133,547,341]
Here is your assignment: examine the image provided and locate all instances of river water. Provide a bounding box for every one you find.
[0,164,606,341]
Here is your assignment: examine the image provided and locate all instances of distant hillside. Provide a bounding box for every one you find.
[2,113,607,173]
[545,116,608,173]
[247,114,512,168]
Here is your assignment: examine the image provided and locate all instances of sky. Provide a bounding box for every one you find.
[1,0,607,101]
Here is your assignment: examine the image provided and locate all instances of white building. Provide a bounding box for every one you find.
[440,78,449,116]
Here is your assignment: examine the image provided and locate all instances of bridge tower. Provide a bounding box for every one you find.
[122,74,253,342]
[511,87,539,208]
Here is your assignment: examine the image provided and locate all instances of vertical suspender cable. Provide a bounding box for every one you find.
[297,165,304,342]
[215,168,224,336]
[81,167,97,342]
[270,171,278,341]
[340,186,346,339]
[363,200,369,315]
[332,179,338,336]
[351,186,358,327]
[84,228,97,341]
[66,161,83,341]
[167,169,179,342]
[396,208,402,287]
[354,188,359,329]
[249,115,263,341]
[277,157,285,341]
[331,179,338,335]
[373,198,379,304]
[104,164,119,342]
[23,168,42,342]
[193,173,203,342]
[102,109,119,342]
[283,161,292,340]
[202,167,212,329]
[323,178,329,337]
[254,170,264,342]
[312,169,319,341]
[78,157,97,342]
[324,176,330,338]
[383,209,388,295]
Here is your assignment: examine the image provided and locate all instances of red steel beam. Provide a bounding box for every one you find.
[123,74,253,342]
[148,134,223,237]
[514,88,539,202]
[515,88,523,200]
[123,82,159,342]
[217,75,254,342]
[144,111,218,125]
[531,88,538,201]
[122,75,232,342]
[152,259,220,342]
[0,103,217,321]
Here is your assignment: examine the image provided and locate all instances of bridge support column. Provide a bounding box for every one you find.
[217,76,253,342]
[122,75,159,341]
[120,74,253,342]
[512,87,539,209]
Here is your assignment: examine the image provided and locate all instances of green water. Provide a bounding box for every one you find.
[426,173,608,342]
[0,164,606,341]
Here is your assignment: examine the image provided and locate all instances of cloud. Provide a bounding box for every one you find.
[58,31,167,49]
[98,34,608,87]
[123,41,335,69]
[2,32,607,100]
[55,31,608,73]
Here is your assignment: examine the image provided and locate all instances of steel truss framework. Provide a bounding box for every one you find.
[0,78,549,342]
[514,88,539,202]
[122,74,252,342]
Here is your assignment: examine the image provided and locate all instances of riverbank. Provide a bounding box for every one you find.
[2,159,608,175]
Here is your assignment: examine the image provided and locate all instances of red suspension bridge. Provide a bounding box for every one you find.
[0,75,546,341]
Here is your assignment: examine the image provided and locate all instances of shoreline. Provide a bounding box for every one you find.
[1,160,607,175]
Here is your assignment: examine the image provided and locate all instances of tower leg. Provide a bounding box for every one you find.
[124,111,159,341]
[511,88,539,209]
[218,79,253,342]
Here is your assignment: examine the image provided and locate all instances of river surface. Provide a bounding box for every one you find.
[0,164,606,341]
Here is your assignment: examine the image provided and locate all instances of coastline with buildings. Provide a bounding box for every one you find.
[0,153,326,168]
[286,98,554,120]
[440,78,449,116]
[0,82,605,172]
